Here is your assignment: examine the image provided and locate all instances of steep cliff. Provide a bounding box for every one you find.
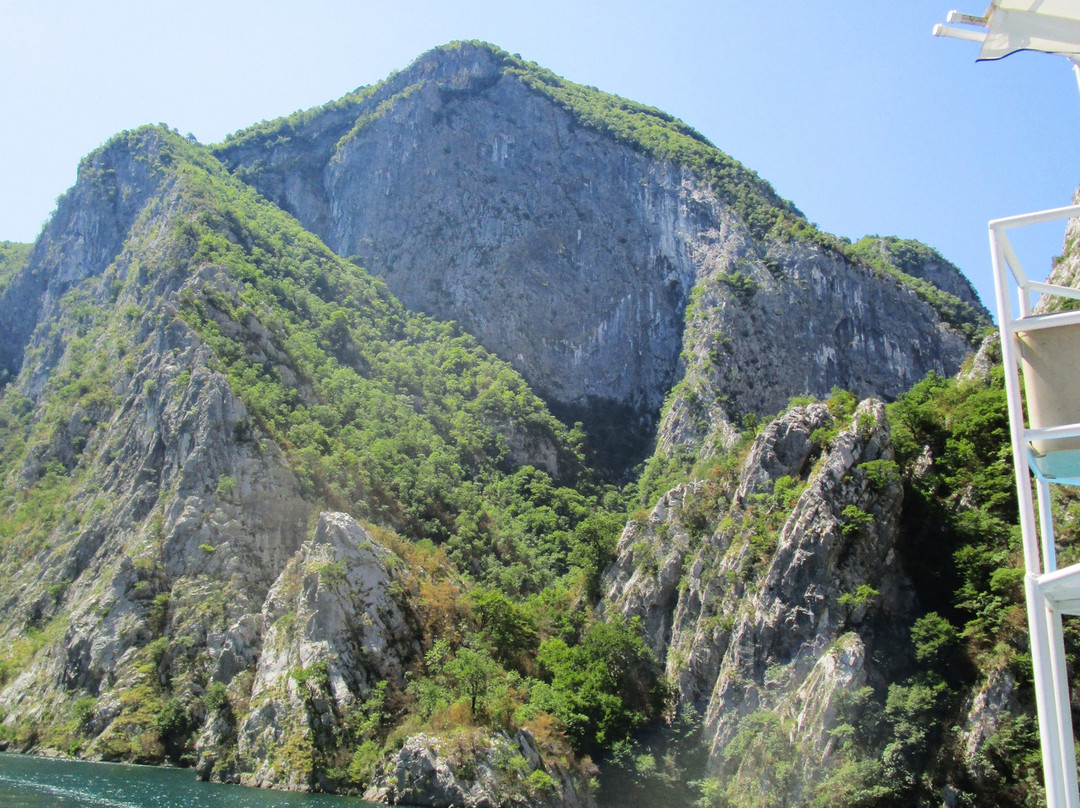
[603,397,912,804]
[0,126,596,801]
[0,241,31,300]
[599,321,1068,807]
[0,42,1026,808]
[216,41,987,473]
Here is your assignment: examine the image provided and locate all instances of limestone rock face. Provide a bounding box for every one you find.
[0,131,173,382]
[851,235,985,315]
[364,730,594,808]
[958,667,1020,787]
[1035,192,1080,312]
[218,42,984,471]
[600,482,704,662]
[603,400,911,801]
[733,404,833,505]
[655,237,977,463]
[233,512,418,790]
[0,133,313,737]
[0,42,1003,807]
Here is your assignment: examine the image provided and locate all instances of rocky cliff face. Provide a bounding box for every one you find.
[654,232,979,464]
[0,43,1013,808]
[0,134,172,384]
[226,512,419,790]
[849,235,985,315]
[0,133,311,714]
[1033,192,1080,312]
[0,126,590,804]
[364,729,594,808]
[602,399,911,802]
[217,41,986,472]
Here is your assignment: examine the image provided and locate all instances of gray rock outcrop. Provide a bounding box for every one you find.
[0,42,1008,808]
[364,730,594,808]
[218,42,985,471]
[0,133,314,739]
[233,512,418,789]
[603,399,911,802]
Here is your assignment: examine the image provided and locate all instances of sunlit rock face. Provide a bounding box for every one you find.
[602,400,912,802]
[218,42,983,473]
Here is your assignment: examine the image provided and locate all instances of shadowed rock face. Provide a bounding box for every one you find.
[217,43,985,473]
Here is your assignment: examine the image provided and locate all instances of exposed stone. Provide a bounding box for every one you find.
[233,512,419,789]
[0,41,1002,807]
[733,403,832,505]
[604,400,912,802]
[364,730,594,808]
[961,332,1000,383]
[959,667,1020,786]
[218,42,984,473]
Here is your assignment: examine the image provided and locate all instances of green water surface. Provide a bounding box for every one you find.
[0,753,387,808]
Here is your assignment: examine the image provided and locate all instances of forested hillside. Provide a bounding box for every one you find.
[216,41,985,477]
[0,40,1060,808]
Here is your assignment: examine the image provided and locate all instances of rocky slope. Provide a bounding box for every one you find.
[0,42,1031,808]
[216,41,988,472]
[0,241,31,302]
[364,729,594,808]
[0,126,593,802]
[600,318,1068,808]
[603,398,912,804]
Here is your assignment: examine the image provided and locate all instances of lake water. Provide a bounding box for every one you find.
[0,753,388,808]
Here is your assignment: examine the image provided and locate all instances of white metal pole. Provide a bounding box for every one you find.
[1038,478,1058,573]
[1027,577,1069,808]
[1035,474,1075,806]
[991,223,1072,805]
[1047,601,1080,808]
[991,225,1044,575]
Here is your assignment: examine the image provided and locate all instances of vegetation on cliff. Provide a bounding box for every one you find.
[847,236,991,339]
[602,357,1046,808]
[217,40,982,346]
[0,241,30,296]
[0,43,1050,808]
[0,127,664,797]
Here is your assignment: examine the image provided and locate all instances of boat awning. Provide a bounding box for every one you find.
[935,1,1080,59]
[978,0,1080,61]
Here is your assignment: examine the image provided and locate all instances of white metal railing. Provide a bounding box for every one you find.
[991,202,1080,808]
[938,3,1080,804]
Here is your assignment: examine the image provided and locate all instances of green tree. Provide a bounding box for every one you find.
[468,586,538,668]
[569,512,625,601]
[445,645,501,718]
[533,616,664,752]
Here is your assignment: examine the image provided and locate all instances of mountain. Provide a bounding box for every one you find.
[214,41,987,475]
[0,126,595,789]
[0,40,1048,808]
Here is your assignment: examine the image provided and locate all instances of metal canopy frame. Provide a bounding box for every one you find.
[992,206,1080,808]
[937,3,1080,806]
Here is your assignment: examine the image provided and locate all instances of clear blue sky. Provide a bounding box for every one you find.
[3,0,1079,314]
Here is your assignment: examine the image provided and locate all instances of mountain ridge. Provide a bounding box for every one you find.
[0,42,1041,808]
[215,40,988,476]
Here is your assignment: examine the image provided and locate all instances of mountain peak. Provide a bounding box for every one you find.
[0,41,1026,808]
[215,45,986,473]
[406,39,510,78]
